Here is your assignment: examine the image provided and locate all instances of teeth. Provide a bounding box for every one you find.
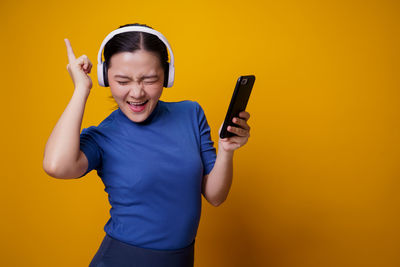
[128,101,147,106]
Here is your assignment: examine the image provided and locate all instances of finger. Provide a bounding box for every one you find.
[239,111,250,121]
[80,55,92,70]
[64,38,76,62]
[230,136,244,144]
[84,63,92,74]
[87,57,93,69]
[86,64,92,73]
[76,56,88,69]
[83,55,89,68]
[227,125,250,137]
[232,117,250,131]
[75,56,85,68]
[222,135,246,146]
[220,136,238,143]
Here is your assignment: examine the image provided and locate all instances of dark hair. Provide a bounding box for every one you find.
[104,23,169,85]
[105,23,169,110]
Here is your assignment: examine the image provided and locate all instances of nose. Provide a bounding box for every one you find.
[128,81,146,99]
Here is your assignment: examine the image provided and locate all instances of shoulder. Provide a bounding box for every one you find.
[161,99,199,109]
[81,109,118,136]
[160,100,203,115]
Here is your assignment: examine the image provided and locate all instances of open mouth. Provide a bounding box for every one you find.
[127,100,149,106]
[127,100,149,112]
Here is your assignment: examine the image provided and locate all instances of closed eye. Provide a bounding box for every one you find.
[117,79,158,85]
[144,80,157,84]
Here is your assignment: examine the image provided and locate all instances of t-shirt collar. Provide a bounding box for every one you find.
[117,100,162,125]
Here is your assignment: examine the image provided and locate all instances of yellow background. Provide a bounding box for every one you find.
[1,0,399,266]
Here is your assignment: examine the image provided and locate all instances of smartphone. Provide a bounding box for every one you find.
[219,75,255,139]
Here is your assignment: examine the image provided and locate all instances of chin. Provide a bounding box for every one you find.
[123,102,151,123]
[131,115,149,123]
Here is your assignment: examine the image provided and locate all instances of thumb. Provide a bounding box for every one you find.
[218,122,223,136]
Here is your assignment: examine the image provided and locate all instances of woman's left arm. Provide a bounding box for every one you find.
[201,111,251,207]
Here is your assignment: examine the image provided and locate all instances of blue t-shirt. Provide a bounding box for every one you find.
[79,100,217,250]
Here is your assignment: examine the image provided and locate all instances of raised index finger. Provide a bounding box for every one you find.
[64,38,76,62]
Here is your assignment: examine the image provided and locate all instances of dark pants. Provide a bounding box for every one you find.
[89,234,195,267]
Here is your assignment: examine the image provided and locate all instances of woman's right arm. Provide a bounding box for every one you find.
[43,39,93,179]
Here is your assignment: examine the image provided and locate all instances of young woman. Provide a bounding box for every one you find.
[43,23,251,267]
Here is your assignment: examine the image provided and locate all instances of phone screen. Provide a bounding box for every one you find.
[220,75,255,139]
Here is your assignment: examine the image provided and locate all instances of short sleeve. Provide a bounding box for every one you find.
[195,102,217,175]
[78,126,102,178]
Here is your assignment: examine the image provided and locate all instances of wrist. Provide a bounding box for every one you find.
[73,87,90,99]
[218,146,234,160]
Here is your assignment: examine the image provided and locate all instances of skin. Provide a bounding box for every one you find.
[105,50,252,206]
[107,50,165,123]
[203,110,251,206]
[44,38,252,207]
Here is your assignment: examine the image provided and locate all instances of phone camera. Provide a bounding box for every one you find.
[241,78,248,85]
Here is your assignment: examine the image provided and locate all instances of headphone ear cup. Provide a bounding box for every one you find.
[103,61,109,87]
[163,63,169,88]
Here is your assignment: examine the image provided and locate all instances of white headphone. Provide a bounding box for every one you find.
[97,26,175,88]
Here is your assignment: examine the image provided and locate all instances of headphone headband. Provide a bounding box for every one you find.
[97,26,175,87]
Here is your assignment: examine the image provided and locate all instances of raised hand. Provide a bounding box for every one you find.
[218,111,251,153]
[64,38,93,92]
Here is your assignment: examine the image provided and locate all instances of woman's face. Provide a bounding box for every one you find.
[108,50,165,123]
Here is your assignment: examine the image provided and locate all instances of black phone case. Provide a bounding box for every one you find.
[219,75,255,139]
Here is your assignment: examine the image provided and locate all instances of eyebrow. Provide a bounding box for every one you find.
[114,74,158,79]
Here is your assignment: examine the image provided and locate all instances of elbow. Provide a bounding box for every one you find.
[42,159,67,179]
[42,160,60,178]
[212,202,222,207]
[43,167,57,179]
[43,157,55,176]
[203,191,228,207]
[211,197,226,207]
[203,194,224,207]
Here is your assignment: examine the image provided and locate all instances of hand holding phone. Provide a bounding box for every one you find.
[219,75,255,139]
